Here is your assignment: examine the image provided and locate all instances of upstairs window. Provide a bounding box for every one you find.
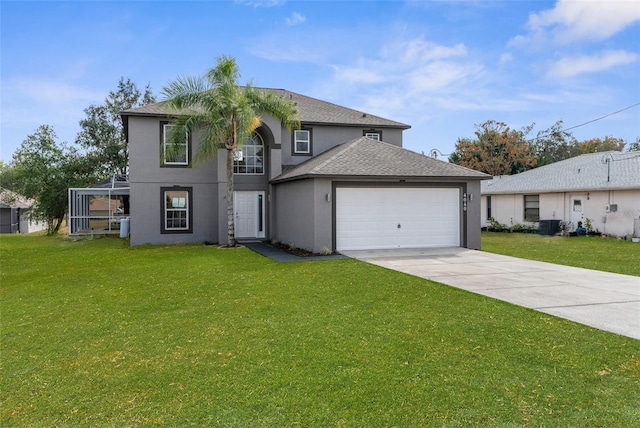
[293,129,312,155]
[364,130,382,141]
[524,195,540,222]
[161,123,189,166]
[234,133,264,174]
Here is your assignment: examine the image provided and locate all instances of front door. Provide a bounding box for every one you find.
[571,196,584,229]
[234,191,265,239]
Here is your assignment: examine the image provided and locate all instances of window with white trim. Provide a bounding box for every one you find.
[293,129,311,155]
[161,187,192,233]
[364,132,381,141]
[233,133,264,174]
[524,195,539,222]
[162,123,189,166]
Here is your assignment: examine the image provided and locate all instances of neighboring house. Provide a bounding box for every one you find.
[89,195,122,217]
[481,151,640,237]
[121,88,490,252]
[0,187,47,234]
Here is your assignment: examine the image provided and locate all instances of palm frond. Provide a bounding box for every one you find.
[246,88,300,131]
[196,116,231,162]
[206,55,240,89]
[161,76,209,111]
[162,56,299,167]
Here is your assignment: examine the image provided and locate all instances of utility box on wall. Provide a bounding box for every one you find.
[605,204,618,213]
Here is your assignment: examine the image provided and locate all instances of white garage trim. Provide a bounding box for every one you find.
[336,187,460,251]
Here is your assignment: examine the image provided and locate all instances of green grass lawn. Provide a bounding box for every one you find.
[482,232,640,276]
[2,234,639,426]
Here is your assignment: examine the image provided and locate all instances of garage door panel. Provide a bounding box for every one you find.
[336,187,460,251]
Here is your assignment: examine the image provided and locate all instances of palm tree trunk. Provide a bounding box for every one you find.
[226,147,235,247]
[227,120,237,247]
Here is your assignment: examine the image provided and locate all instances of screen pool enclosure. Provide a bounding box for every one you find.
[68,175,130,236]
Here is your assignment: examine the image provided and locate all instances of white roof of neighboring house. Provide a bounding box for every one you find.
[0,187,34,209]
[482,151,640,195]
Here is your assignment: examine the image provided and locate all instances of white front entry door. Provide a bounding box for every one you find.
[570,196,584,228]
[234,191,266,239]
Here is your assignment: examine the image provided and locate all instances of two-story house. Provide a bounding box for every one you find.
[121,88,489,252]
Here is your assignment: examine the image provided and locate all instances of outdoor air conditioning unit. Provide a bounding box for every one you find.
[604,204,618,213]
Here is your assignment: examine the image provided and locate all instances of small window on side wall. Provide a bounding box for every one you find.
[161,122,189,166]
[161,187,193,234]
[363,129,382,141]
[524,195,540,222]
[293,129,311,155]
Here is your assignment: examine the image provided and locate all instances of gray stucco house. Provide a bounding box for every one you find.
[121,88,489,252]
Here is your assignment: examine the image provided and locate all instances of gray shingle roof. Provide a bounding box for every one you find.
[122,88,410,129]
[0,187,34,209]
[272,137,491,182]
[482,151,640,194]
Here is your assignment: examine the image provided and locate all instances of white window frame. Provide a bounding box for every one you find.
[163,188,190,232]
[233,133,264,175]
[163,124,189,166]
[365,132,381,141]
[294,129,311,154]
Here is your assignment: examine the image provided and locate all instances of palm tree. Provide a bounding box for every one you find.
[162,55,299,246]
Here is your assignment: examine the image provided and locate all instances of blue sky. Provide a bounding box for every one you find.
[2,0,639,163]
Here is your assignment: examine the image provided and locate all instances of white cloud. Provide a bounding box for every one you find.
[333,36,470,83]
[407,61,480,93]
[547,50,639,78]
[286,12,306,26]
[333,66,385,84]
[513,0,640,46]
[314,35,491,123]
[392,38,467,63]
[499,53,513,66]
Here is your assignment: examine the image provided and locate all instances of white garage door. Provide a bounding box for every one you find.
[336,187,460,251]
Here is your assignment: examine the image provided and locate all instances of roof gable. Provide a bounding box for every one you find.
[273,137,491,182]
[0,187,34,209]
[122,88,410,129]
[482,151,640,194]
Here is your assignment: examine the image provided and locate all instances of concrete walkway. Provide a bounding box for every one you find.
[341,248,640,340]
[242,241,348,262]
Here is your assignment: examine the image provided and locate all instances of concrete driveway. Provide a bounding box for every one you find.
[341,248,640,340]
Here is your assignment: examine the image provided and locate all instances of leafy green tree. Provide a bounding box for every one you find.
[162,55,299,246]
[0,161,18,192]
[13,125,99,234]
[532,120,577,166]
[76,77,155,177]
[574,136,626,154]
[449,120,537,175]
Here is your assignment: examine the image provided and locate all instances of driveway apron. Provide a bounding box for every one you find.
[341,248,640,340]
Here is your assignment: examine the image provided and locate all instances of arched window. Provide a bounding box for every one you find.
[233,133,264,174]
